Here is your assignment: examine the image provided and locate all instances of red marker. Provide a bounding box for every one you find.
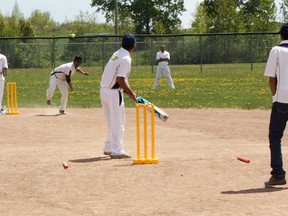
[237,157,250,163]
[62,162,69,169]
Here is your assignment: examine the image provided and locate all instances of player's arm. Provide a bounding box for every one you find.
[1,67,7,76]
[268,77,277,96]
[3,68,7,76]
[66,74,74,91]
[76,67,89,76]
[116,77,137,102]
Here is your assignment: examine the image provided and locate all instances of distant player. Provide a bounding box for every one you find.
[100,34,137,159]
[46,56,89,114]
[153,45,175,89]
[0,53,8,114]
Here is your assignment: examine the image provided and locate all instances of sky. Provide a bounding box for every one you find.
[0,0,283,30]
[0,0,204,29]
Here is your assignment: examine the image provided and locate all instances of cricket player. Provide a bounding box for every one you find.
[100,34,137,159]
[0,53,8,114]
[46,56,89,114]
[153,45,175,89]
[264,23,288,187]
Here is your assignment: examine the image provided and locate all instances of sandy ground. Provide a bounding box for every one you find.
[1,108,288,216]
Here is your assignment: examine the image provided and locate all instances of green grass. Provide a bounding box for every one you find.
[4,63,272,109]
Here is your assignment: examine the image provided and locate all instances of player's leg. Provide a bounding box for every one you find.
[46,75,57,104]
[153,67,163,88]
[268,103,287,180]
[57,80,69,113]
[104,89,128,157]
[100,88,112,155]
[163,67,175,89]
[0,78,4,110]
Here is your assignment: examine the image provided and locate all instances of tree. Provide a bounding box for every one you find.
[90,0,185,34]
[191,3,208,33]
[280,0,288,23]
[192,0,277,33]
[11,1,24,20]
[202,0,244,33]
[238,0,278,32]
[28,10,56,35]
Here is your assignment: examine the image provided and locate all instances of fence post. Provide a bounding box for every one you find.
[200,35,203,73]
[249,34,254,71]
[51,37,56,68]
[151,39,154,73]
[101,36,105,71]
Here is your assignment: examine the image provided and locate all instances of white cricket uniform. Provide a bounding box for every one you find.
[0,54,8,110]
[153,50,175,88]
[100,47,132,155]
[264,40,288,103]
[46,62,78,111]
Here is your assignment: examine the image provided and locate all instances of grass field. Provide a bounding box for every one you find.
[4,63,272,109]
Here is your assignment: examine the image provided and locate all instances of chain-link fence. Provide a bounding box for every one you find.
[0,32,279,72]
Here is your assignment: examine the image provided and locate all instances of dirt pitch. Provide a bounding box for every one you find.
[1,108,288,216]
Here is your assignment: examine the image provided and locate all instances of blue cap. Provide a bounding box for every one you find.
[122,33,136,49]
[279,24,288,35]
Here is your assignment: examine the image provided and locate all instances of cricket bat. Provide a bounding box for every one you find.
[137,96,169,122]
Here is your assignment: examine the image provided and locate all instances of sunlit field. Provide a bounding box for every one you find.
[4,63,271,109]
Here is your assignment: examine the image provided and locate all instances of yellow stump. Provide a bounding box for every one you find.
[134,103,158,165]
[6,82,19,115]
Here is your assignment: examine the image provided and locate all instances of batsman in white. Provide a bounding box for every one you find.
[0,53,8,114]
[46,56,89,114]
[153,45,175,89]
[100,34,138,159]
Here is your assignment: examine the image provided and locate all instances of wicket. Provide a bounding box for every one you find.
[6,82,19,115]
[134,103,159,164]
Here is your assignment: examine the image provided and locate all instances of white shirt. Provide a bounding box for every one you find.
[156,50,170,66]
[264,40,288,103]
[0,54,8,81]
[100,48,132,89]
[52,62,78,81]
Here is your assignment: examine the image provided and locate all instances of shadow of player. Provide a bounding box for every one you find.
[221,187,288,194]
[69,156,111,163]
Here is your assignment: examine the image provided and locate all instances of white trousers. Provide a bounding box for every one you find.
[46,75,69,111]
[153,66,175,88]
[100,87,126,155]
[0,78,4,109]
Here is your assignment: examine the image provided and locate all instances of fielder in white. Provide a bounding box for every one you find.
[153,45,175,89]
[0,53,8,113]
[46,56,89,114]
[100,34,138,159]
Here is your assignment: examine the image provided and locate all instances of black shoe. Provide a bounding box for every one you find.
[265,176,286,188]
[59,110,66,115]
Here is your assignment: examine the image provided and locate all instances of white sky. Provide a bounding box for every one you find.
[0,0,282,30]
[0,0,203,29]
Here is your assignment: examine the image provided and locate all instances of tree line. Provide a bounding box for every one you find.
[0,0,286,68]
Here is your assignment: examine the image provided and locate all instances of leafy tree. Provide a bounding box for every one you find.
[28,10,56,36]
[238,0,278,32]
[11,2,24,20]
[19,19,34,37]
[191,3,208,33]
[203,0,244,33]
[90,0,185,34]
[192,0,277,33]
[280,0,288,23]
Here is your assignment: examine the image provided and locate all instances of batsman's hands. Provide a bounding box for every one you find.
[128,91,137,103]
[83,71,89,76]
